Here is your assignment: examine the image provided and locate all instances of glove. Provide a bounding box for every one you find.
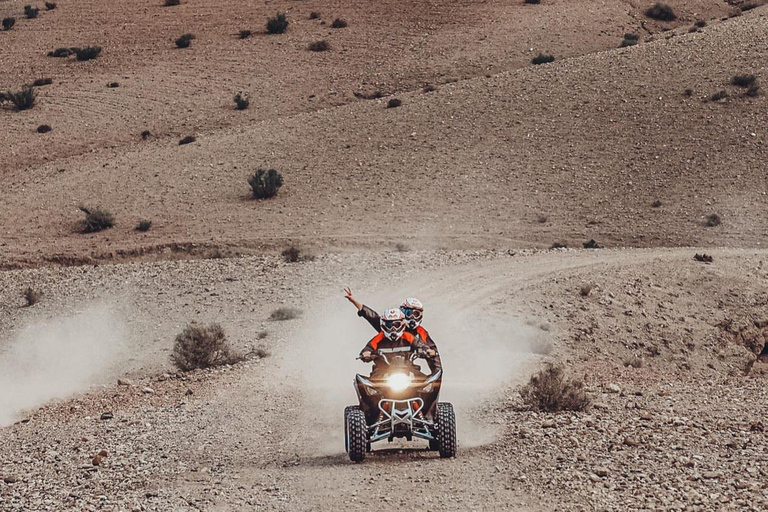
[360,351,372,362]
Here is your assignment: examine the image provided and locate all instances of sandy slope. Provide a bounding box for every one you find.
[2,4,765,267]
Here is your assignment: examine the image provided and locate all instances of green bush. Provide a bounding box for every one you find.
[266,12,288,34]
[248,169,283,199]
[136,220,152,232]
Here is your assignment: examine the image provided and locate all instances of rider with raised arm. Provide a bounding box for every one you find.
[345,288,442,374]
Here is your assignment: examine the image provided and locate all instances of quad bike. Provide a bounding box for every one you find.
[344,346,457,462]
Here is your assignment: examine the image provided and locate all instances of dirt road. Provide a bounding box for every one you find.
[3,247,766,510]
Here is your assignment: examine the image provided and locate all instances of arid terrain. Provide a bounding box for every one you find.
[1,0,767,510]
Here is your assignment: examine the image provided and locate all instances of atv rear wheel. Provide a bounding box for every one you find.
[345,407,368,462]
[436,402,457,458]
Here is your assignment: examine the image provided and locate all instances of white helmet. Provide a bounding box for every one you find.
[380,308,406,341]
[400,297,424,329]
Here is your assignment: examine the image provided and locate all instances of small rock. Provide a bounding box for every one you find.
[702,471,720,479]
[589,474,602,483]
[97,449,108,457]
[639,411,653,421]
[606,383,621,394]
[142,387,155,394]
[623,436,640,447]
[100,412,114,421]
[593,467,609,477]
[185,389,193,396]
[117,378,133,386]
[92,454,104,466]
[3,475,20,484]
[541,419,556,428]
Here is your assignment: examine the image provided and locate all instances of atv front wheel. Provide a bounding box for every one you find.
[345,407,368,463]
[343,406,358,453]
[436,402,457,458]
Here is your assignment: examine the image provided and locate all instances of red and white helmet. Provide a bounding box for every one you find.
[400,297,424,329]
[380,308,406,341]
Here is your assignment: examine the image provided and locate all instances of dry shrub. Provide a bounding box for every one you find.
[77,206,114,233]
[74,46,102,61]
[24,287,43,306]
[395,242,410,252]
[37,124,52,133]
[531,53,555,65]
[580,284,592,297]
[1,87,36,111]
[281,246,314,262]
[179,135,196,145]
[705,213,721,227]
[520,365,590,412]
[330,18,347,28]
[2,17,15,31]
[172,322,241,371]
[32,78,52,87]
[623,356,644,368]
[175,33,195,48]
[645,3,676,21]
[248,168,283,199]
[136,220,152,232]
[266,12,288,34]
[731,74,756,88]
[234,92,249,110]
[239,30,252,39]
[387,98,402,108]
[270,307,301,321]
[308,40,330,52]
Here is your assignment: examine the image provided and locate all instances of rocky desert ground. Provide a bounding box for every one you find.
[1,0,767,510]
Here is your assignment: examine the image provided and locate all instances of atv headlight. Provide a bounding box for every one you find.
[387,373,412,392]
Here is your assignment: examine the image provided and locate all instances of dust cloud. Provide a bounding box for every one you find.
[0,306,128,427]
[289,286,544,454]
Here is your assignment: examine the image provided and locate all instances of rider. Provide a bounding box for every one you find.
[345,288,442,374]
[357,308,432,423]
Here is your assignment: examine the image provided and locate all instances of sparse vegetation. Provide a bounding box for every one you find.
[525,0,541,4]
[520,365,590,413]
[705,213,721,227]
[423,84,437,93]
[683,88,693,97]
[77,206,114,233]
[619,34,638,47]
[74,46,102,61]
[580,284,592,297]
[107,82,119,88]
[266,12,288,34]
[281,246,315,263]
[37,124,52,133]
[24,5,40,19]
[395,242,411,252]
[239,30,252,39]
[745,84,760,97]
[1,87,36,111]
[234,92,249,110]
[550,241,567,249]
[731,74,756,88]
[136,220,152,232]
[48,47,73,58]
[694,253,714,263]
[537,215,548,223]
[164,0,180,6]
[652,200,663,208]
[531,53,555,65]
[645,3,676,22]
[309,12,320,20]
[741,2,759,11]
[24,287,43,306]
[248,168,283,199]
[251,347,270,359]
[331,18,348,28]
[710,90,728,101]
[308,40,330,52]
[2,17,15,31]
[179,135,196,145]
[623,356,644,368]
[45,2,56,9]
[694,20,706,28]
[171,322,241,371]
[141,130,151,139]
[387,98,402,108]
[32,78,52,87]
[270,307,302,321]
[583,239,600,249]
[175,33,195,48]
